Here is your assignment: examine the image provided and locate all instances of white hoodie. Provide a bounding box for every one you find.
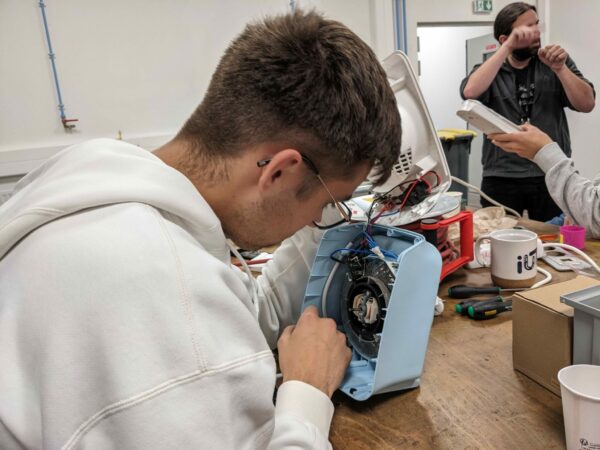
[0,139,333,449]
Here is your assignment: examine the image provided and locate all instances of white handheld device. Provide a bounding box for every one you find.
[457,99,521,134]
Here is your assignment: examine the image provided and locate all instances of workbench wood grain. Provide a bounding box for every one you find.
[329,220,600,449]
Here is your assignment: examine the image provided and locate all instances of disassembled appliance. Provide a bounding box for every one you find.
[302,52,464,400]
[303,223,441,400]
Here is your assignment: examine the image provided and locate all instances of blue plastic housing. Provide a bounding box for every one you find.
[302,223,441,401]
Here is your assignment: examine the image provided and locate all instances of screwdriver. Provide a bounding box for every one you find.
[468,300,513,320]
[448,284,509,299]
[455,296,503,315]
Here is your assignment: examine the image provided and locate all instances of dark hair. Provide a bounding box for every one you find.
[494,2,537,41]
[177,9,401,186]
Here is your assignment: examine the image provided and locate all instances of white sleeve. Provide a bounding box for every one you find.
[269,381,334,450]
[255,225,324,348]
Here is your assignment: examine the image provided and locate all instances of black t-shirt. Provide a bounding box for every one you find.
[514,65,535,123]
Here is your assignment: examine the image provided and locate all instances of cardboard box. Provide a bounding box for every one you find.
[512,275,600,396]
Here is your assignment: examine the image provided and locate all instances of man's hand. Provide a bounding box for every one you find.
[538,44,568,72]
[504,25,539,51]
[277,306,351,398]
[488,123,553,160]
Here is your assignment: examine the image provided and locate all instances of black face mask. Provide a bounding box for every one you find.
[512,46,538,61]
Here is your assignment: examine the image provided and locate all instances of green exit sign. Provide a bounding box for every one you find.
[473,0,493,13]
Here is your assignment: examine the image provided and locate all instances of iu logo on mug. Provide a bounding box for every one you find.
[475,229,539,288]
[516,249,537,274]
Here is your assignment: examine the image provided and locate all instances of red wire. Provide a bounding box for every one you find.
[420,176,432,192]
[369,170,440,227]
[423,170,441,187]
[370,203,391,224]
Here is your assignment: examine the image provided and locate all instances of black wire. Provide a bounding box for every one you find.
[330,254,346,264]
[367,178,416,224]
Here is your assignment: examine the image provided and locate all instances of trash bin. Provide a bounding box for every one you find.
[437,129,477,199]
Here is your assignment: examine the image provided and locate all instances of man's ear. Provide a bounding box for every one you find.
[499,35,508,45]
[257,149,304,193]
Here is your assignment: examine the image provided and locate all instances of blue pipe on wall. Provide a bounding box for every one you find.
[393,0,407,53]
[38,0,77,129]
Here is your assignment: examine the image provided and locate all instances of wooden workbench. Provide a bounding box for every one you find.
[329,221,600,449]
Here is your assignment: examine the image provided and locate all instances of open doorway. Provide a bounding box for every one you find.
[417,24,493,205]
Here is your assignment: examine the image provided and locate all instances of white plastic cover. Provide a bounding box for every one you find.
[367,51,451,226]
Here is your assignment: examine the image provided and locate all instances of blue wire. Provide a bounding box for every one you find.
[360,232,399,260]
[330,248,372,258]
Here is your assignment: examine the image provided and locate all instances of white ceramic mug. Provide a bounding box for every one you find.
[475,229,539,288]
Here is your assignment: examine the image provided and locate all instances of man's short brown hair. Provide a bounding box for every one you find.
[177,9,401,186]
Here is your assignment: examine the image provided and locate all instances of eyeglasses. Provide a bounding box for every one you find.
[257,153,352,228]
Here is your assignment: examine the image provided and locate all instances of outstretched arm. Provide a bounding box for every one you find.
[489,125,600,237]
[535,144,600,238]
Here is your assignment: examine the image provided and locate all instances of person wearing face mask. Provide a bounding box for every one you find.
[460,2,595,221]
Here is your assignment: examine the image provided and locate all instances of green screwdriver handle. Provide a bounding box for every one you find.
[468,301,513,320]
[455,296,503,315]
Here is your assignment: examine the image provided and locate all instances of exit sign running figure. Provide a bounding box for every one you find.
[473,0,493,13]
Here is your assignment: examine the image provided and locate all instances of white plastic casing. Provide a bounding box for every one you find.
[367,52,451,226]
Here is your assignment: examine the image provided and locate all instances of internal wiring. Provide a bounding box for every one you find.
[330,248,374,259]
[322,241,353,316]
[361,231,399,260]
[328,230,399,270]
[367,170,441,228]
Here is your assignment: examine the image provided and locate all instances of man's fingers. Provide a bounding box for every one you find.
[492,140,521,153]
[540,44,568,66]
[521,123,534,131]
[300,305,319,319]
[279,325,295,340]
[546,46,562,61]
[489,133,515,143]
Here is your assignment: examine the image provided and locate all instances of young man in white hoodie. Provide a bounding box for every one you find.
[0,9,401,450]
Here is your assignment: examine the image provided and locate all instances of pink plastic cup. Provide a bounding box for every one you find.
[560,225,586,250]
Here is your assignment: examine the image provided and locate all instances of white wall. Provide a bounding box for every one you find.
[0,0,392,177]
[0,1,281,154]
[547,0,600,179]
[417,25,492,130]
[5,0,597,184]
[417,24,493,205]
[405,0,517,70]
